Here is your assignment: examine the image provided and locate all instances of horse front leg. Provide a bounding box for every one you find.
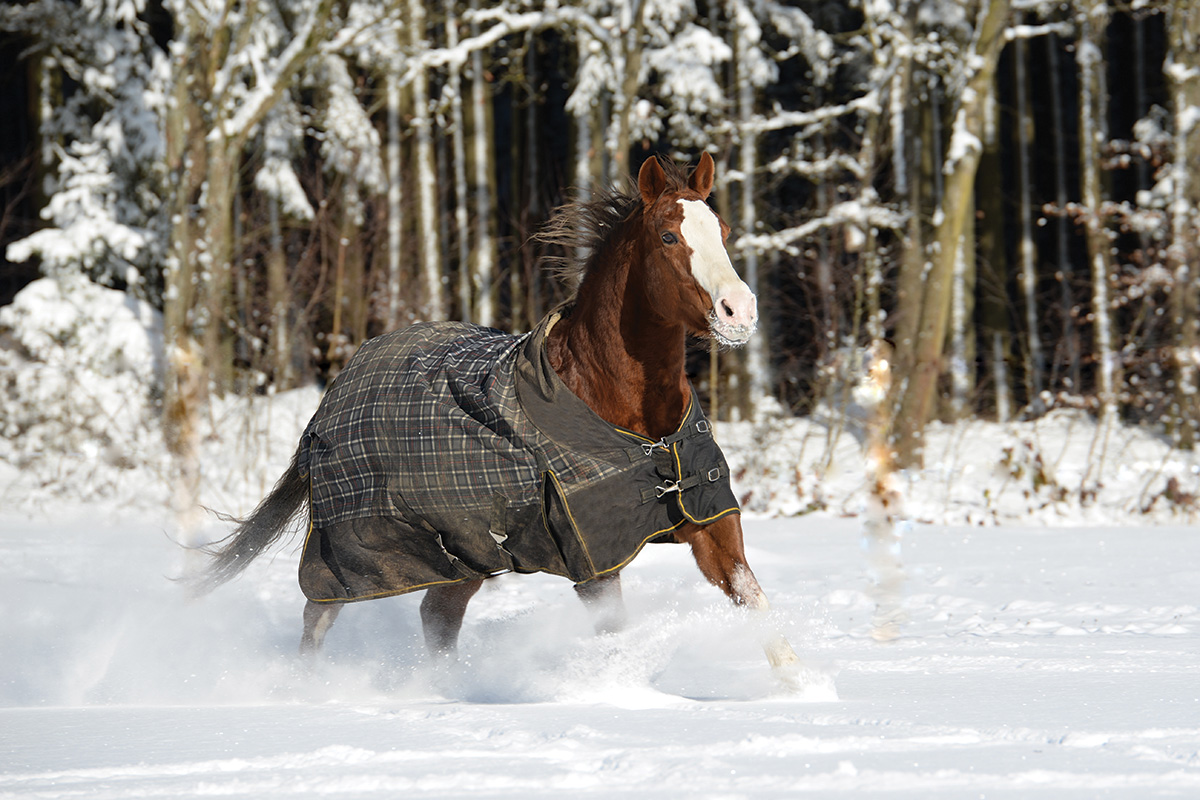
[574,572,627,634]
[420,579,484,657]
[677,515,800,669]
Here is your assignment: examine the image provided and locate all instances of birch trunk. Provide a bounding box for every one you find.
[468,6,497,328]
[1015,32,1045,407]
[947,187,975,421]
[447,4,472,321]
[1078,1,1117,423]
[1167,0,1200,448]
[386,68,405,330]
[460,0,494,328]
[411,0,444,321]
[731,0,767,416]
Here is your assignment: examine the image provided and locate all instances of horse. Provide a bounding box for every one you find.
[198,152,801,677]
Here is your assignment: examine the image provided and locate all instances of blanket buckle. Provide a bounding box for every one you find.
[642,439,668,457]
[654,479,681,498]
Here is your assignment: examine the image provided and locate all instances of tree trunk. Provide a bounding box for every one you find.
[1167,0,1200,448]
[200,143,237,392]
[411,0,444,321]
[447,3,472,322]
[610,0,648,177]
[887,8,925,456]
[386,67,405,330]
[266,198,293,386]
[468,1,498,328]
[162,39,205,552]
[1078,1,1117,422]
[947,187,975,421]
[1015,31,1045,408]
[893,0,1011,466]
[730,0,768,416]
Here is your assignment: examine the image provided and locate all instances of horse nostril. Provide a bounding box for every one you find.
[721,299,734,319]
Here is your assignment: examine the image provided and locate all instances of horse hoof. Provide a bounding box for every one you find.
[771,660,839,700]
[763,634,799,668]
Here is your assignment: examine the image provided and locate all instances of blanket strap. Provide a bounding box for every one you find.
[623,419,714,462]
[639,462,728,504]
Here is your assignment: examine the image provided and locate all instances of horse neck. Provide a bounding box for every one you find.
[549,242,690,439]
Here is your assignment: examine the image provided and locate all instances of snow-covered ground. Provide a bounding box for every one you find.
[2,502,1198,798]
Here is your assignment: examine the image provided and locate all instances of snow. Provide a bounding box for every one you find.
[3,507,1199,798]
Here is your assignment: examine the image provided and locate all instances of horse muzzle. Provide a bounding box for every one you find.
[709,283,758,346]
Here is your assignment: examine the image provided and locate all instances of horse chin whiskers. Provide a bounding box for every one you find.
[708,311,756,349]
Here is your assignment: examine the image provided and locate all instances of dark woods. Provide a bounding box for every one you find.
[2,1,1198,466]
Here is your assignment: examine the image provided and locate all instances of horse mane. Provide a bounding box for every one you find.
[535,157,693,294]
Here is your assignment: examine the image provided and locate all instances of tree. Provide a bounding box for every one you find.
[1075,0,1117,426]
[2,0,168,297]
[890,0,1012,466]
[1165,0,1200,448]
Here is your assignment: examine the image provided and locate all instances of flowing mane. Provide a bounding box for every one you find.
[536,158,695,293]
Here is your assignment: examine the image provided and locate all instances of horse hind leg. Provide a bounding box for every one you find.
[574,572,627,634]
[420,579,484,657]
[300,600,343,656]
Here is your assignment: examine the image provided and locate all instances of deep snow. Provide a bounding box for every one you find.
[2,505,1199,798]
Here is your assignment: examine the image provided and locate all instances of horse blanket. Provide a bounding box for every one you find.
[297,309,739,603]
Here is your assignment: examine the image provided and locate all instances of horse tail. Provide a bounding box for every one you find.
[193,445,309,594]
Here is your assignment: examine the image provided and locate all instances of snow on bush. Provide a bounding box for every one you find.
[719,407,1200,526]
[0,276,166,499]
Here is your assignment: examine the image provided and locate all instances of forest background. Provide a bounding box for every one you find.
[2,0,1200,517]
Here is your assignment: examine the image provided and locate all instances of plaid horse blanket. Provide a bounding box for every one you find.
[297,309,739,602]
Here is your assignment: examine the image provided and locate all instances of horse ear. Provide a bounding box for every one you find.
[688,151,715,200]
[638,156,668,207]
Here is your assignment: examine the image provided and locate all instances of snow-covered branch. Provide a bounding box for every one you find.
[735,200,907,256]
[1006,21,1075,41]
[210,0,335,146]
[713,92,882,140]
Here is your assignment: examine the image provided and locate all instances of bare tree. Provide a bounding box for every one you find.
[892,0,1012,467]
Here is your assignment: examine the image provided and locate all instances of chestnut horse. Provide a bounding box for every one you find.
[199,153,800,675]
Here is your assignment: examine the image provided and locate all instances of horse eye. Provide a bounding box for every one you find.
[661,232,678,245]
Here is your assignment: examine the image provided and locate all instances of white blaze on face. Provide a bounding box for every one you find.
[678,199,758,344]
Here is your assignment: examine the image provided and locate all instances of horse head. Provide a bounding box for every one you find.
[636,152,758,347]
